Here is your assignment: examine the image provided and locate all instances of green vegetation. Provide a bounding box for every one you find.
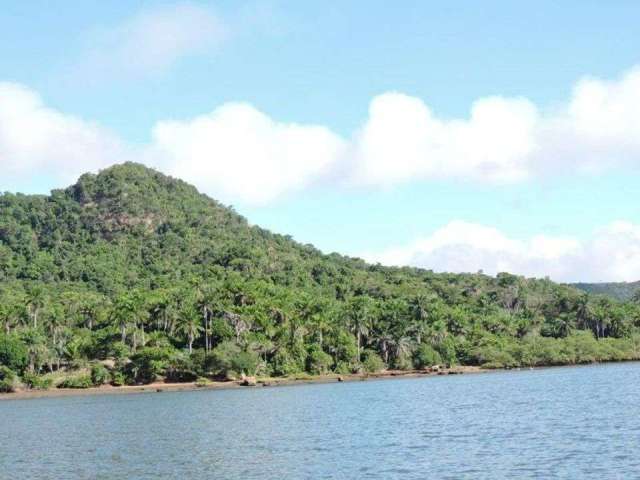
[1,163,640,392]
[572,281,640,302]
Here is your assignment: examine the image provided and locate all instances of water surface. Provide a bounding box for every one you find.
[2,363,639,479]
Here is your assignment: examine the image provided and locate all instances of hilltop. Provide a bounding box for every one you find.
[1,163,639,392]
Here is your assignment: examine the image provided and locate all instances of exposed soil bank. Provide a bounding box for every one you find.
[0,366,483,401]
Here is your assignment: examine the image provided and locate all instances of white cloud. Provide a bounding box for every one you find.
[149,103,346,204]
[76,3,226,79]
[3,66,640,204]
[0,82,127,183]
[350,67,640,185]
[351,93,537,185]
[362,220,640,283]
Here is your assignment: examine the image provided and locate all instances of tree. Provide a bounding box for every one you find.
[25,284,46,329]
[345,296,376,362]
[176,305,203,354]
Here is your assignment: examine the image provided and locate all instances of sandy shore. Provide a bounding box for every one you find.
[0,366,482,401]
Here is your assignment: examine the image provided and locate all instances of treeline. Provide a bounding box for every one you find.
[1,163,640,392]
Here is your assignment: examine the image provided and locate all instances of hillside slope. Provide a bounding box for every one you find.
[572,281,640,302]
[1,163,639,391]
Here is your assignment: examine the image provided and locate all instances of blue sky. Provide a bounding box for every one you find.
[1,1,640,281]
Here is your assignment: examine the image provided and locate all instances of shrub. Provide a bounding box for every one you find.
[58,375,93,389]
[127,346,179,384]
[109,341,131,361]
[271,349,304,376]
[208,341,259,378]
[164,355,198,383]
[362,350,385,373]
[435,337,458,366]
[195,377,211,387]
[0,366,18,393]
[306,346,333,375]
[334,361,354,375]
[413,344,443,369]
[0,334,28,372]
[111,371,126,386]
[22,371,53,390]
[90,364,111,386]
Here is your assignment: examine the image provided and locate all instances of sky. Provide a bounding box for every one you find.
[1,1,640,282]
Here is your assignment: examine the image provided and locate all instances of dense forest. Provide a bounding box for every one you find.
[2,163,640,392]
[572,281,640,302]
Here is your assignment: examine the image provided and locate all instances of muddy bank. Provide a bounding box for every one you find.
[0,366,483,401]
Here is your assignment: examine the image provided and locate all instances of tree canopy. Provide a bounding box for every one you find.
[1,163,639,390]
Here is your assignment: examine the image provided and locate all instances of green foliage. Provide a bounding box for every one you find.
[127,347,178,384]
[90,364,111,386]
[0,366,17,393]
[0,163,639,390]
[573,281,640,301]
[306,345,333,375]
[208,341,259,378]
[111,371,126,387]
[58,375,93,389]
[21,372,53,390]
[362,350,386,373]
[413,344,443,369]
[0,333,28,372]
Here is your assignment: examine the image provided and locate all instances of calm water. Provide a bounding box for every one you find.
[2,363,640,479]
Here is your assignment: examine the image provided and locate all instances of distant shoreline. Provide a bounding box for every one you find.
[5,362,638,401]
[0,366,484,401]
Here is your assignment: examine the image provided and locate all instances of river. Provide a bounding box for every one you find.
[2,362,639,479]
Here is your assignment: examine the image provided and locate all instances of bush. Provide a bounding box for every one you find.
[127,346,179,384]
[58,375,93,389]
[413,344,443,369]
[362,350,385,373]
[195,377,211,387]
[306,346,333,375]
[333,361,350,374]
[208,341,259,378]
[164,355,198,383]
[271,349,304,376]
[0,334,28,372]
[109,341,131,361]
[111,371,126,386]
[0,366,18,393]
[90,364,111,386]
[22,371,53,390]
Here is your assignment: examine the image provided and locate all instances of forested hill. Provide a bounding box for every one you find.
[1,163,640,392]
[571,281,640,302]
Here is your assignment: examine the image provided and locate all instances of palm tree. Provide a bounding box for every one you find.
[110,292,145,347]
[345,296,375,362]
[25,284,46,329]
[176,305,203,353]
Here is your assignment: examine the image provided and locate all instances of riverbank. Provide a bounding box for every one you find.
[0,366,483,401]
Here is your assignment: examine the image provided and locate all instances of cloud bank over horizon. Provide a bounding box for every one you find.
[362,220,640,283]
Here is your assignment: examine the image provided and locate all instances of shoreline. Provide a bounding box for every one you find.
[0,366,483,401]
[3,361,637,401]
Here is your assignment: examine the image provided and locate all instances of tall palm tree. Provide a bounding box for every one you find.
[25,284,46,329]
[176,305,203,353]
[345,296,375,362]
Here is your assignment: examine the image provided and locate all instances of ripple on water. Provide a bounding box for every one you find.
[2,363,640,479]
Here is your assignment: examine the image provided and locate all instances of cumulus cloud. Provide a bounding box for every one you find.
[0,82,127,183]
[362,220,640,283]
[350,67,640,184]
[351,93,537,185]
[149,103,346,204]
[76,3,227,80]
[3,66,640,203]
